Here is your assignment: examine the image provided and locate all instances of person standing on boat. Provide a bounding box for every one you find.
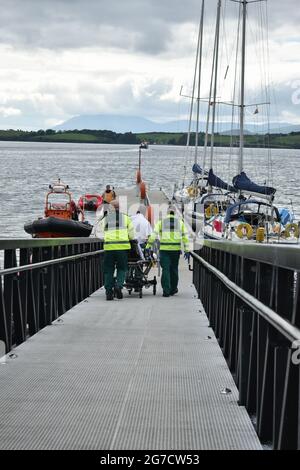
[70,200,83,221]
[101,199,135,301]
[102,185,116,203]
[146,206,190,297]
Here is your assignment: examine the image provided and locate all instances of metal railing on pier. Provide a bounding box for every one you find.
[192,240,300,450]
[0,238,104,354]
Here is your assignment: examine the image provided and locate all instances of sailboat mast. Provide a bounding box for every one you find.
[186,8,202,150]
[194,0,205,168]
[201,0,219,187]
[183,1,203,187]
[209,0,222,170]
[239,0,247,174]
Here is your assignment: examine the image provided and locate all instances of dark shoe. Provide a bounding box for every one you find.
[170,288,178,296]
[163,292,170,297]
[106,291,114,301]
[114,287,123,299]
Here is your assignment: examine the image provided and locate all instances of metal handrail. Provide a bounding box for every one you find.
[0,237,102,250]
[191,251,300,343]
[202,239,300,271]
[0,249,104,276]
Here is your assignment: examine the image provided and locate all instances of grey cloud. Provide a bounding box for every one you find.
[269,81,300,120]
[0,0,298,54]
[0,74,184,129]
[0,0,299,129]
[0,0,200,53]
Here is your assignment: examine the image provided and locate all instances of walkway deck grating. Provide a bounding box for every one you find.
[0,264,261,450]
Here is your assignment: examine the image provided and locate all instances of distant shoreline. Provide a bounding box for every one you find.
[0,129,300,149]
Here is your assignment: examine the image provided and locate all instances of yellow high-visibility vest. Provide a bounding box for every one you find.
[101,212,135,251]
[147,214,190,251]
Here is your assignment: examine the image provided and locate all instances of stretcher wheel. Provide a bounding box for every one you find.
[153,276,157,295]
[140,181,146,200]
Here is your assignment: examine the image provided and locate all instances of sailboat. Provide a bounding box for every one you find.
[189,0,296,243]
[204,0,299,242]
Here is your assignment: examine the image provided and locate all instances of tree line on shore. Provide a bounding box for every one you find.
[0,128,300,149]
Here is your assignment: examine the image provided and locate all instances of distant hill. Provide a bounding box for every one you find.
[220,129,253,136]
[54,113,300,135]
[54,114,164,133]
[1,128,300,148]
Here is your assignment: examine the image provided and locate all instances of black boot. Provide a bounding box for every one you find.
[114,287,123,299]
[106,291,114,301]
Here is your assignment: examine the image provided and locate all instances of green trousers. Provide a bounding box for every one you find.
[104,250,128,292]
[159,251,180,295]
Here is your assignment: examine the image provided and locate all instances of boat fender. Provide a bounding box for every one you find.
[256,227,265,243]
[236,223,253,240]
[146,205,154,226]
[136,170,142,184]
[284,223,299,239]
[140,181,146,200]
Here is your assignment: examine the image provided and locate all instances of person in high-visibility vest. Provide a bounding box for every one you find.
[146,206,190,297]
[101,199,135,301]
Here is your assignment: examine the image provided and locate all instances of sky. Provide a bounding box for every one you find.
[0,0,299,130]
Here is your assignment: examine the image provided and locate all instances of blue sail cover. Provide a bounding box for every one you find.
[192,163,207,175]
[207,168,237,192]
[233,172,276,196]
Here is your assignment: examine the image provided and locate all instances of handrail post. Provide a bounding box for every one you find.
[238,307,253,406]
[4,249,15,351]
[42,246,54,325]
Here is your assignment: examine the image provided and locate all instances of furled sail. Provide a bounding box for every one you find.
[207,168,236,192]
[192,163,207,175]
[232,172,276,196]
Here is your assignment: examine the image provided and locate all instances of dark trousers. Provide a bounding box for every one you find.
[104,251,128,292]
[159,251,180,295]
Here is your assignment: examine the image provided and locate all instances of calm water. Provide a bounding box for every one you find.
[0,141,299,239]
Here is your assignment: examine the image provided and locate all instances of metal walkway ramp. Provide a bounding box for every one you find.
[0,260,261,450]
